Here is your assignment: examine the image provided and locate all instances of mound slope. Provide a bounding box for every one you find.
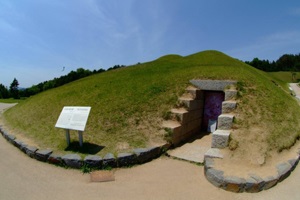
[3,50,300,160]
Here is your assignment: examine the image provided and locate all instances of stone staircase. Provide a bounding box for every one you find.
[162,86,204,146]
[162,80,238,160]
[211,90,237,150]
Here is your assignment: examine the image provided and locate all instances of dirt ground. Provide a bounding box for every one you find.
[1,102,300,200]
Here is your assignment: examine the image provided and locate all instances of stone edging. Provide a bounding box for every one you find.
[0,126,171,169]
[204,153,300,193]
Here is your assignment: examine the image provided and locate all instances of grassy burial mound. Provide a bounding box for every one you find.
[3,50,300,159]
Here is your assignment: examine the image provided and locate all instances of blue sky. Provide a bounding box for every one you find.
[0,0,299,88]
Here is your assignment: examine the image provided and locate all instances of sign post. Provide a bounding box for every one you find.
[78,131,83,147]
[55,106,91,147]
[65,129,71,146]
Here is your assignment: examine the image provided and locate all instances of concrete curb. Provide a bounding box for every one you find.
[203,153,300,193]
[0,126,170,170]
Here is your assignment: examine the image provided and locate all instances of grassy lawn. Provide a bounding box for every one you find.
[3,50,300,158]
[0,98,25,103]
[268,71,300,83]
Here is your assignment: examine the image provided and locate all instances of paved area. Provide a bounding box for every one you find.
[289,83,300,100]
[167,134,211,163]
[0,103,17,113]
[1,103,300,199]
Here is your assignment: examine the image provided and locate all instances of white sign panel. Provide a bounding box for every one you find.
[55,106,91,131]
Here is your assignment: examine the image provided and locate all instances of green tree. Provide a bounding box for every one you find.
[0,83,9,99]
[9,78,20,99]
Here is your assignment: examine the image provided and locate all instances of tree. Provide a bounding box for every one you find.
[9,78,20,99]
[0,84,9,99]
[276,54,295,71]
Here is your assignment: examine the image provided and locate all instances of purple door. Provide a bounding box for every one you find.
[202,91,224,131]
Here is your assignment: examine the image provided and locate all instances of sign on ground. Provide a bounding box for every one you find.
[55,106,91,131]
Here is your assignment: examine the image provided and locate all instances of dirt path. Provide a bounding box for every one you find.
[1,103,300,200]
[290,83,300,98]
[0,103,17,113]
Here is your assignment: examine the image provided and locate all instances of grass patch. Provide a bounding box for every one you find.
[0,98,25,103]
[3,50,300,159]
[268,71,300,83]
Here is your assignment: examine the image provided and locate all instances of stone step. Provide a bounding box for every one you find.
[224,89,237,101]
[211,130,230,148]
[162,120,181,130]
[180,92,194,100]
[178,97,203,111]
[217,114,234,130]
[162,120,182,144]
[170,108,188,122]
[222,100,237,113]
[185,86,204,100]
[171,108,202,123]
[171,108,188,114]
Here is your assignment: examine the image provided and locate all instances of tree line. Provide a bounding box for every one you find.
[2,53,300,99]
[0,65,126,99]
[0,78,19,99]
[245,53,300,72]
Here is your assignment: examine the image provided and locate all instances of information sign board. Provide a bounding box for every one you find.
[55,106,91,131]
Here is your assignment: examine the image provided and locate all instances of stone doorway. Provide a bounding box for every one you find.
[202,91,225,132]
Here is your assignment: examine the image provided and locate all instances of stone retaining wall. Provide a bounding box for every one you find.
[204,153,300,193]
[0,126,171,169]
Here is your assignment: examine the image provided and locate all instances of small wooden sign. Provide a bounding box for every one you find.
[55,106,91,131]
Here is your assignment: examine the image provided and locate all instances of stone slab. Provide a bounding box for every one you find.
[205,168,225,188]
[277,162,292,182]
[103,153,117,168]
[190,80,237,91]
[133,147,160,164]
[90,171,115,182]
[35,149,53,162]
[84,155,102,168]
[117,153,137,167]
[224,176,246,193]
[263,176,278,190]
[167,134,211,164]
[48,154,63,165]
[62,154,82,169]
[204,148,224,159]
[25,146,38,158]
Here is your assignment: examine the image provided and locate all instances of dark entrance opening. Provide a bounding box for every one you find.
[202,91,225,131]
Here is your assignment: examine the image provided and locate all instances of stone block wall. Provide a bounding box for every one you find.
[0,125,168,169]
[163,86,204,146]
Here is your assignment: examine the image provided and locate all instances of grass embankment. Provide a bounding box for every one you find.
[3,50,300,158]
[268,71,300,84]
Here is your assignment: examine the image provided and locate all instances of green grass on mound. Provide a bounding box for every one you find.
[3,50,300,158]
[268,71,300,83]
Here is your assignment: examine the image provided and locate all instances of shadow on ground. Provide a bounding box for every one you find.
[64,142,105,154]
